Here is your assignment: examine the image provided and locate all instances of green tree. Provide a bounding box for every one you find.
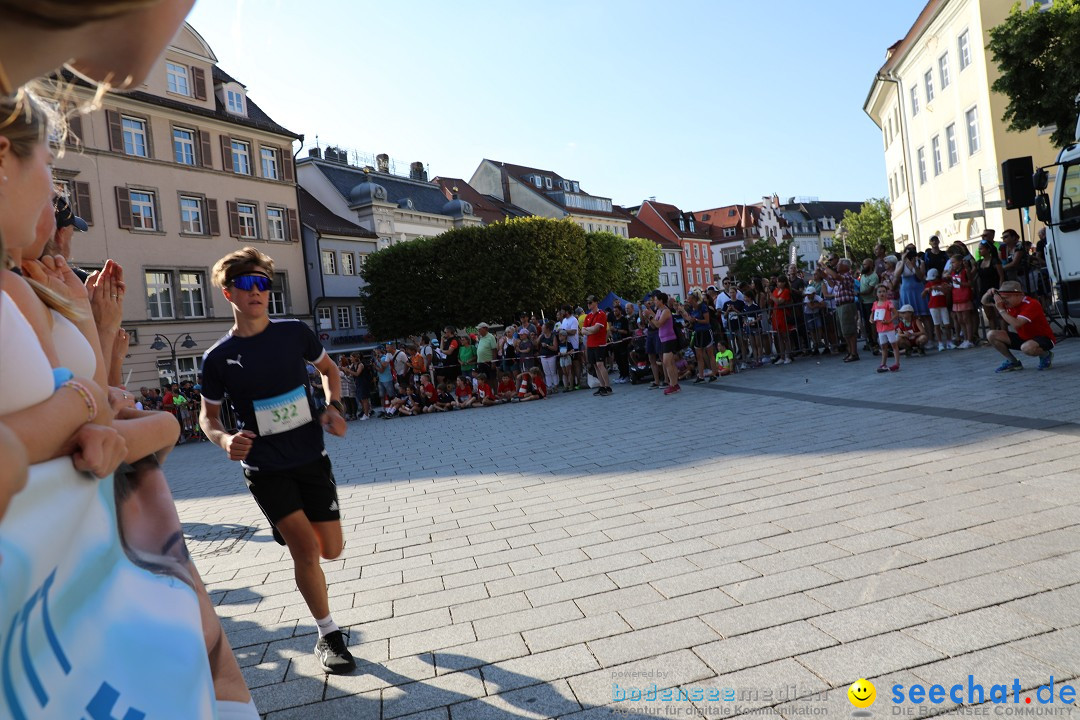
[732,238,800,279]
[988,0,1080,149]
[620,237,662,301]
[359,217,586,338]
[583,231,626,298]
[839,198,893,262]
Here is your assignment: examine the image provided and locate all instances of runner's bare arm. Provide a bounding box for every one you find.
[199,400,254,461]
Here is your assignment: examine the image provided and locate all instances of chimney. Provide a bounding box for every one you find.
[308,147,322,159]
[376,153,390,173]
[409,161,427,181]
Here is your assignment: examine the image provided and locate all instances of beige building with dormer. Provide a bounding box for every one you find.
[54,23,306,387]
[864,0,1058,252]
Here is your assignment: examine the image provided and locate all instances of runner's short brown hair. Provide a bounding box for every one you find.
[211,246,274,288]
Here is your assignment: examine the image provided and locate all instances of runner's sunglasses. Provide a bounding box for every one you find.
[230,274,272,291]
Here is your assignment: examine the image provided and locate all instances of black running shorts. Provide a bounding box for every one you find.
[243,454,340,525]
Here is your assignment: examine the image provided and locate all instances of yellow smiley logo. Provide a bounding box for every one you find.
[848,679,876,709]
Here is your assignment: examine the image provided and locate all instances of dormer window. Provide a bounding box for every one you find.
[678,217,686,232]
[544,177,553,189]
[572,182,580,193]
[689,218,696,232]
[166,62,190,96]
[532,175,542,188]
[227,89,245,115]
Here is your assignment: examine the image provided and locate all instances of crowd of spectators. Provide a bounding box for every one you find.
[324,227,1059,418]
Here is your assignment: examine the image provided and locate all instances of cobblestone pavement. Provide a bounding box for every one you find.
[165,341,1080,719]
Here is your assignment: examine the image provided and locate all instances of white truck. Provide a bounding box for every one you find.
[1034,103,1080,330]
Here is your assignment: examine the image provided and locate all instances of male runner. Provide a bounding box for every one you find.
[199,247,355,674]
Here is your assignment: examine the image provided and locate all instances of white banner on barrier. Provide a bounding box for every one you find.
[0,458,216,720]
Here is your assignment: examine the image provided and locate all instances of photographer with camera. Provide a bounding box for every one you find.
[981,280,1055,372]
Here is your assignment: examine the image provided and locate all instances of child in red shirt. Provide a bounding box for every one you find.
[921,268,954,351]
[871,285,900,372]
[945,256,977,348]
[453,376,475,409]
[518,367,547,401]
[496,372,516,403]
[476,373,496,407]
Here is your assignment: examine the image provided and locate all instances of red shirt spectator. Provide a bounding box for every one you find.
[1007,296,1054,344]
[584,309,608,348]
[477,381,494,400]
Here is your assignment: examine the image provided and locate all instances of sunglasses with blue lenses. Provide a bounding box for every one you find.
[230,274,272,292]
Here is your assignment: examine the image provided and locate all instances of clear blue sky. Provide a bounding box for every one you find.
[187,0,926,211]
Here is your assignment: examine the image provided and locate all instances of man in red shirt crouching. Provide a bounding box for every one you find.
[982,280,1055,372]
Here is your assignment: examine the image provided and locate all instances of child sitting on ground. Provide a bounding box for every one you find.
[518,367,547,402]
[496,371,516,403]
[453,376,475,409]
[896,304,928,356]
[714,336,734,376]
[476,372,497,407]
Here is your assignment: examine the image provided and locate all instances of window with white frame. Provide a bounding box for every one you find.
[966,106,980,154]
[357,253,367,269]
[268,273,287,316]
[924,70,934,103]
[693,244,699,259]
[679,217,686,232]
[661,253,667,267]
[341,252,355,275]
[173,127,196,165]
[130,190,157,230]
[661,272,669,286]
[122,116,148,157]
[722,248,741,267]
[145,271,173,319]
[696,269,703,285]
[939,53,950,89]
[321,250,336,275]
[544,177,552,189]
[669,253,676,266]
[227,90,245,114]
[946,124,959,166]
[180,272,206,318]
[684,243,690,258]
[260,148,279,180]
[266,207,285,241]
[917,147,927,184]
[170,356,201,385]
[237,203,257,238]
[958,30,971,70]
[166,62,190,96]
[231,140,251,175]
[317,307,332,330]
[909,86,919,116]
[723,227,737,238]
[355,306,366,327]
[336,306,351,329]
[180,196,204,234]
[900,164,907,193]
[931,135,943,176]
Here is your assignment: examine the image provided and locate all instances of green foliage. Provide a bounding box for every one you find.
[622,237,663,301]
[988,0,1080,148]
[732,238,801,279]
[360,217,586,338]
[840,198,893,262]
[359,219,663,338]
[583,231,626,298]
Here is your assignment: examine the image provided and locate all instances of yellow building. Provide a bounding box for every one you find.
[864,0,1058,251]
[55,23,306,387]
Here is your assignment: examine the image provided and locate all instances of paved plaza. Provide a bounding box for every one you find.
[165,342,1080,719]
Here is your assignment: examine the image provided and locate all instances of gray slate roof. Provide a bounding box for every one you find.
[311,160,456,216]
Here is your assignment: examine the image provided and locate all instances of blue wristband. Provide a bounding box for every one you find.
[52,366,74,391]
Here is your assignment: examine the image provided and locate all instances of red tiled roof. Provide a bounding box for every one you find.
[644,200,712,239]
[613,206,681,250]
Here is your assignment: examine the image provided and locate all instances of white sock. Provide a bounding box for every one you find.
[316,614,339,638]
[216,700,259,720]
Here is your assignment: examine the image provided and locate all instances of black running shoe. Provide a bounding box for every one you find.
[593,388,604,396]
[315,630,356,674]
[602,386,613,395]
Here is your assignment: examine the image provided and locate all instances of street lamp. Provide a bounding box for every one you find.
[836,223,850,259]
[151,333,197,386]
